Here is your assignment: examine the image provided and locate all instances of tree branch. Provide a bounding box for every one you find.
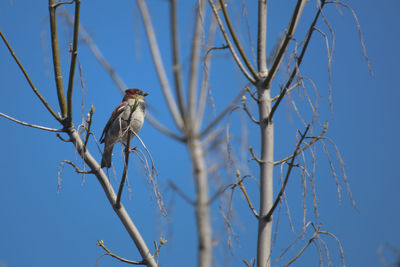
[66,126,157,267]
[263,0,307,89]
[257,0,267,75]
[66,0,81,125]
[49,0,68,119]
[236,170,259,218]
[83,105,95,149]
[196,24,224,131]
[170,0,186,123]
[275,121,328,165]
[241,95,259,124]
[207,0,256,84]
[188,0,206,124]
[53,1,74,8]
[0,112,63,132]
[115,103,137,209]
[219,0,258,78]
[0,30,62,123]
[326,1,373,75]
[168,180,195,206]
[60,160,92,174]
[284,226,319,267]
[137,0,184,130]
[249,147,263,164]
[264,125,310,222]
[131,131,166,216]
[266,0,327,124]
[97,240,146,265]
[146,113,185,142]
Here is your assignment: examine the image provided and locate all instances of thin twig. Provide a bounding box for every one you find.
[208,185,227,205]
[153,238,167,260]
[271,81,301,102]
[196,15,219,132]
[266,0,327,124]
[53,0,74,8]
[83,105,95,148]
[263,0,307,89]
[248,147,263,164]
[60,160,92,174]
[131,131,166,215]
[321,137,358,210]
[264,125,310,222]
[57,160,92,192]
[115,102,138,209]
[56,133,71,142]
[284,227,319,267]
[207,0,256,84]
[0,112,63,132]
[97,240,146,265]
[236,170,259,218]
[275,121,328,165]
[66,0,81,125]
[167,180,195,205]
[243,259,255,267]
[188,0,206,123]
[49,0,68,119]
[169,0,186,123]
[95,253,108,267]
[314,26,335,112]
[241,95,259,124]
[0,30,62,123]
[241,0,256,65]
[219,184,239,251]
[276,221,313,265]
[326,1,373,75]
[246,87,258,102]
[219,0,258,78]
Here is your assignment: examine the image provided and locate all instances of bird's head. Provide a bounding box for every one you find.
[123,88,148,101]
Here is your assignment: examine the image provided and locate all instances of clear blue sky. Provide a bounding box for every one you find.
[0,1,399,267]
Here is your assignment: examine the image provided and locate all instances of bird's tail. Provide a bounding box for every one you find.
[101,145,114,168]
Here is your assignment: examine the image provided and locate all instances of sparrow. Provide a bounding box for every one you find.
[100,88,148,168]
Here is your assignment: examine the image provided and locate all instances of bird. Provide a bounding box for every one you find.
[99,88,148,168]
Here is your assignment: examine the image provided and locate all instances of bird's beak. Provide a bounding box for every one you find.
[143,92,149,97]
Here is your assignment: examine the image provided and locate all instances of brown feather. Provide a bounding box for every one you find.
[99,102,127,143]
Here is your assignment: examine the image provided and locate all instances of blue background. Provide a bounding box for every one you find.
[0,1,399,266]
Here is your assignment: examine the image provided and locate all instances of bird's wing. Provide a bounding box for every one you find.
[99,101,127,143]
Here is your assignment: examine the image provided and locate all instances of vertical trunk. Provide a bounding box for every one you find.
[257,86,274,267]
[188,136,212,267]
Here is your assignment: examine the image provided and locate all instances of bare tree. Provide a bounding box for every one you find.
[0,0,369,266]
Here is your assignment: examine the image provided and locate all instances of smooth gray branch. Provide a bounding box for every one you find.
[137,0,184,130]
[263,0,307,89]
[0,112,63,132]
[207,0,256,84]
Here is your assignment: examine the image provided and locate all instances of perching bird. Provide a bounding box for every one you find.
[99,88,148,168]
